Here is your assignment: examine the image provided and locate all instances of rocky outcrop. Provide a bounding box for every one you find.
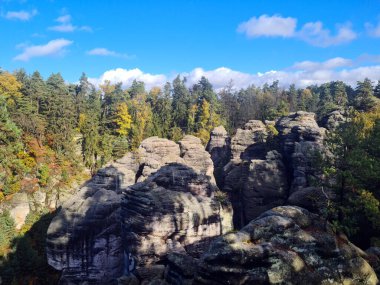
[241,150,288,222]
[230,120,267,161]
[212,112,330,228]
[320,109,346,130]
[276,111,325,193]
[178,136,215,184]
[206,126,231,188]
[46,167,124,284]
[221,120,288,227]
[122,163,233,270]
[46,136,231,284]
[193,206,378,285]
[7,192,30,230]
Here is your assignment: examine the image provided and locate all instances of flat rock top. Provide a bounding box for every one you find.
[210,126,228,136]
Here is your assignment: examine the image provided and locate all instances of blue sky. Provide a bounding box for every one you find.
[1,0,380,89]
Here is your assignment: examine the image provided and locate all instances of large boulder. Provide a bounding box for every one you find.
[193,206,378,285]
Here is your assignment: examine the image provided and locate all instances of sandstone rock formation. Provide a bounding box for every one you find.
[221,120,288,227]
[212,112,330,228]
[122,163,233,269]
[193,206,378,285]
[46,136,231,284]
[275,111,325,193]
[46,167,124,284]
[206,126,231,188]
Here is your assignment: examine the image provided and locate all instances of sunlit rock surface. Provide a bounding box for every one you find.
[193,206,378,285]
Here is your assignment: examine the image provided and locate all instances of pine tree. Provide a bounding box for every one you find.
[374,80,380,99]
[354,78,375,111]
[172,76,190,130]
[45,73,76,154]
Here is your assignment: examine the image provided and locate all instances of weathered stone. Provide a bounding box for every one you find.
[118,274,139,285]
[320,109,346,130]
[287,186,335,212]
[47,136,232,283]
[230,120,267,161]
[206,126,231,188]
[8,192,30,230]
[28,190,46,212]
[242,150,288,222]
[193,206,378,285]
[122,163,233,270]
[46,167,124,284]
[276,111,326,193]
[135,265,165,285]
[178,135,215,184]
[165,253,197,285]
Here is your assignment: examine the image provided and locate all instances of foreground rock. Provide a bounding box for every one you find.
[194,206,378,285]
[46,136,230,284]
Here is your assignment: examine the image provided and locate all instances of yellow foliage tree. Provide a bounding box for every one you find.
[129,95,153,148]
[115,102,132,136]
[0,72,22,106]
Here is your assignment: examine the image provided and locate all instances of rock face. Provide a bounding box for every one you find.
[206,126,231,188]
[46,167,124,284]
[193,206,378,285]
[122,163,233,270]
[275,111,325,193]
[46,136,231,284]
[221,120,288,227]
[212,112,329,228]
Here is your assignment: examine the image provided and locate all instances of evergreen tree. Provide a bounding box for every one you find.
[354,78,376,111]
[45,73,76,154]
[172,76,190,130]
[374,80,380,99]
[288,84,298,112]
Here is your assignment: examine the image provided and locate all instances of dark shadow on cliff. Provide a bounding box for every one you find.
[45,166,125,285]
[0,211,60,285]
[121,162,229,279]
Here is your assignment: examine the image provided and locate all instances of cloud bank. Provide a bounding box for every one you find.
[238,14,357,47]
[89,56,380,90]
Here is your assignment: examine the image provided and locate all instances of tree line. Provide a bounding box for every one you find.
[1,68,380,200]
[1,67,380,283]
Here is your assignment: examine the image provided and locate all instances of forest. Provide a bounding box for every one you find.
[1,68,380,283]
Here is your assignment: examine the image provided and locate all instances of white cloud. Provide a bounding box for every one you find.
[14,38,73,61]
[298,22,357,47]
[238,15,357,47]
[89,68,167,90]
[89,56,380,91]
[292,57,353,71]
[48,14,92,33]
[237,15,297,37]
[86,48,133,59]
[4,9,37,21]
[365,21,380,37]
